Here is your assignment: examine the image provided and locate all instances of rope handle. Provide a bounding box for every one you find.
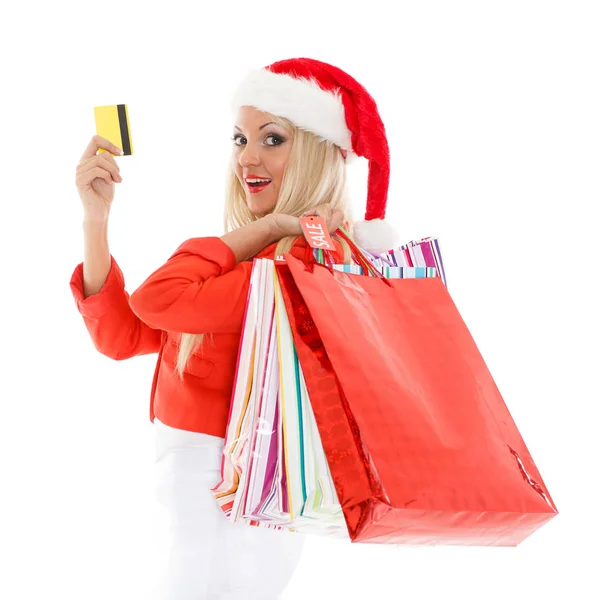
[336,227,383,278]
[312,227,386,279]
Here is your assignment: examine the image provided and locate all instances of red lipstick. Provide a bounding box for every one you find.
[244,174,272,194]
[246,182,271,194]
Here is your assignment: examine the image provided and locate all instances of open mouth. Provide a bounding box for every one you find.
[245,178,272,192]
[246,179,272,187]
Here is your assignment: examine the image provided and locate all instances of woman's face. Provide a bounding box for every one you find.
[231,106,293,216]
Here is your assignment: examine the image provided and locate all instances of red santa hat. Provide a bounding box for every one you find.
[231,57,398,253]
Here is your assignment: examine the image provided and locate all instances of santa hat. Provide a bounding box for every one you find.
[231,57,398,253]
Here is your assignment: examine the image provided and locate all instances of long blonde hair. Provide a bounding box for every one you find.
[174,112,354,379]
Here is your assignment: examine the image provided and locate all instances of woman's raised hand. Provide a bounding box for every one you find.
[75,135,124,222]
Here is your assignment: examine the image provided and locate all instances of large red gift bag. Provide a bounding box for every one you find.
[275,252,558,546]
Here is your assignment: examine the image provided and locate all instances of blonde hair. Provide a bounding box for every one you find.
[175,112,353,379]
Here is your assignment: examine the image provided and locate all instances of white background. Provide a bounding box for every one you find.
[1,1,598,598]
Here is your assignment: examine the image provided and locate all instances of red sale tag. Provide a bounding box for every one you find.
[299,216,335,250]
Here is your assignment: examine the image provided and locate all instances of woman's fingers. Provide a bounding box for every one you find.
[80,135,123,162]
[301,204,343,232]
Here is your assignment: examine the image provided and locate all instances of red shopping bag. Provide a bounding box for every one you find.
[275,252,558,546]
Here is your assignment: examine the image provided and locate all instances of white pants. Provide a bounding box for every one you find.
[154,418,306,599]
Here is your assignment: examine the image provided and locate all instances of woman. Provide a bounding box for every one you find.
[70,57,395,599]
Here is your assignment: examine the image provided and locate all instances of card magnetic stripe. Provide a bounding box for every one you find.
[116,104,132,155]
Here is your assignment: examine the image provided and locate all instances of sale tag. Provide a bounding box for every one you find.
[299,216,335,250]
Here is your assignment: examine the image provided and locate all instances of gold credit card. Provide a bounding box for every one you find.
[94,104,133,155]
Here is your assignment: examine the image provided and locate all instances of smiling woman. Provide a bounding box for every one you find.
[174,106,352,380]
[231,108,294,215]
[72,57,395,600]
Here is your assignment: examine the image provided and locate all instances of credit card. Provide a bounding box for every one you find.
[94,104,133,155]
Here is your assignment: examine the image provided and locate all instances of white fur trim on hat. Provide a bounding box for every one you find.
[231,69,353,151]
[352,219,398,253]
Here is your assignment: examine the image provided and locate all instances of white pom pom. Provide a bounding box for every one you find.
[352,219,398,253]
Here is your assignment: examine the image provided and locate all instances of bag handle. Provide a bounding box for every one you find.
[310,227,393,287]
[336,227,384,278]
[315,247,337,267]
[313,228,391,284]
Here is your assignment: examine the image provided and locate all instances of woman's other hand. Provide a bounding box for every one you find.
[268,203,344,239]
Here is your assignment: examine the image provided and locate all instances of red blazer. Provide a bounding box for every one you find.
[70,236,344,437]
